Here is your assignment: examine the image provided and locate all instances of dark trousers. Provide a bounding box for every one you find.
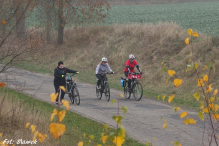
[124,71,131,88]
[54,83,66,102]
[96,74,105,86]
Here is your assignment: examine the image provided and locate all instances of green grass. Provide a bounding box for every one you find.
[26,2,219,36]
[0,87,145,146]
[105,2,219,36]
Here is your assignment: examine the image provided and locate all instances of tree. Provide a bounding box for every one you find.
[55,0,110,45]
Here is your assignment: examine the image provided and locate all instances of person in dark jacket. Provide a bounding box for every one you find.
[54,61,78,104]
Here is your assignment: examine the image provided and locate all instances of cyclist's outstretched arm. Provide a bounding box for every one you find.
[106,63,113,73]
[65,68,78,74]
[136,65,141,73]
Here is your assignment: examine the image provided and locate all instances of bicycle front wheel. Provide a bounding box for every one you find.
[133,81,143,101]
[104,83,110,101]
[72,86,80,105]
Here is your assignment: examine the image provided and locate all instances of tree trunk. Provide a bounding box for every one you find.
[46,0,53,44]
[57,0,64,45]
[14,0,26,38]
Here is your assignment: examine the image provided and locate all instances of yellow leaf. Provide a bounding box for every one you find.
[198,111,204,121]
[209,97,215,103]
[101,135,108,144]
[53,108,58,115]
[183,117,189,124]
[203,108,210,113]
[174,107,181,112]
[214,104,219,112]
[49,123,66,140]
[213,114,219,122]
[0,133,2,137]
[203,74,208,83]
[30,125,36,133]
[0,141,9,146]
[192,31,199,37]
[187,29,193,36]
[25,122,30,129]
[197,79,204,86]
[120,94,124,98]
[38,133,47,143]
[113,136,125,146]
[111,99,116,105]
[205,83,213,93]
[213,89,218,97]
[78,141,83,146]
[200,101,204,109]
[59,86,66,92]
[204,65,209,69]
[194,63,198,71]
[62,100,69,111]
[187,118,196,125]
[0,82,6,87]
[186,65,192,73]
[180,112,187,119]
[162,95,166,102]
[174,79,182,88]
[168,94,174,103]
[58,110,66,122]
[193,93,200,101]
[33,131,39,141]
[185,37,189,45]
[163,123,167,129]
[1,20,6,25]
[50,113,57,122]
[168,70,175,77]
[50,93,58,102]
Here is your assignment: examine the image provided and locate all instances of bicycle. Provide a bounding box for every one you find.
[96,72,114,101]
[65,73,80,105]
[122,72,143,101]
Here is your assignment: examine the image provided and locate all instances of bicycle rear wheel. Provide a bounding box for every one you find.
[70,86,74,104]
[124,80,131,99]
[104,83,110,101]
[73,86,80,105]
[96,82,102,100]
[133,81,143,101]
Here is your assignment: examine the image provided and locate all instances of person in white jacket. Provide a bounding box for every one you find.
[95,57,114,89]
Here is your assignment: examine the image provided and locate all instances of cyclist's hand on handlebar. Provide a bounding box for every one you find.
[111,71,114,74]
[76,71,79,74]
[140,72,143,75]
[61,75,65,78]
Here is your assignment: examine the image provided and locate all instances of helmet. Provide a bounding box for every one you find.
[129,54,135,60]
[102,57,108,62]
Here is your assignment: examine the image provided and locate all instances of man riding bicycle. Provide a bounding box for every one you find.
[95,57,114,89]
[54,61,79,104]
[124,54,142,91]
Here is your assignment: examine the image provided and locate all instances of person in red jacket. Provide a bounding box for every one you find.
[124,54,142,91]
[54,61,78,104]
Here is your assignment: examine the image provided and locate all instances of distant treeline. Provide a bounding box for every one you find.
[109,0,217,5]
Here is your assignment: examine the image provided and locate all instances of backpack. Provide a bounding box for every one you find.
[56,67,66,73]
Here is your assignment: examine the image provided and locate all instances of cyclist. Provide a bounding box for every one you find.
[124,54,142,91]
[95,57,114,89]
[54,61,79,104]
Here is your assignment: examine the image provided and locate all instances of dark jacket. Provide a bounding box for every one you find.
[54,67,77,85]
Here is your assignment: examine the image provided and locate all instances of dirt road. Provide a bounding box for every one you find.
[1,67,212,146]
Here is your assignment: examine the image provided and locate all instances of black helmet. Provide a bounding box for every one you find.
[58,61,63,66]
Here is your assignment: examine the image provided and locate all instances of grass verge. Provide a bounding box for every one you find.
[0,87,145,146]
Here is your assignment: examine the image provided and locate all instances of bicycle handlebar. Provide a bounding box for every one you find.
[128,72,143,75]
